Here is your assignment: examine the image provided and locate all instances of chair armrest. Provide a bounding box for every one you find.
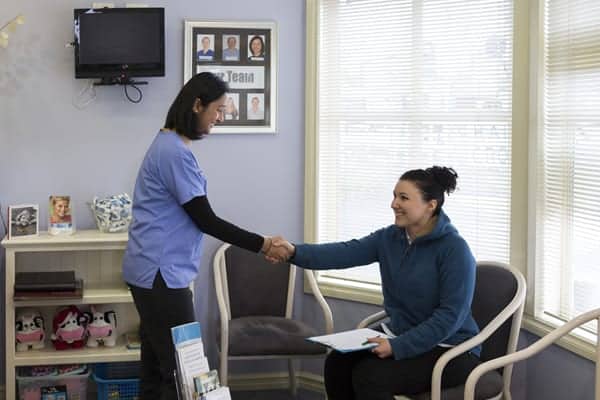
[463,308,600,400]
[357,310,388,329]
[303,268,334,334]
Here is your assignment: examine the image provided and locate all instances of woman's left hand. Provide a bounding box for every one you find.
[367,337,393,358]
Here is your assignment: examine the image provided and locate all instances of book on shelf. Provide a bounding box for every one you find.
[13,279,83,301]
[15,271,77,292]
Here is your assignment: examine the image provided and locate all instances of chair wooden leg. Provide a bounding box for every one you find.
[288,359,298,396]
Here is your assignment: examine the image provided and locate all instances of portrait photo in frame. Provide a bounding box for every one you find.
[8,204,39,239]
[48,195,75,236]
[184,20,277,134]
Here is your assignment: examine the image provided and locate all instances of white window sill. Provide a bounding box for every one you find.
[305,274,384,305]
[305,277,597,362]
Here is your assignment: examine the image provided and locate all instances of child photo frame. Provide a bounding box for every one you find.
[183,20,278,134]
[8,204,39,239]
[48,195,74,235]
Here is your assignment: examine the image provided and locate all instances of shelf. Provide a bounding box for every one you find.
[14,336,140,366]
[1,230,128,251]
[4,228,137,400]
[14,284,133,307]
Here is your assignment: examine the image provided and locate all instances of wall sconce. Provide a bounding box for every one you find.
[0,14,25,49]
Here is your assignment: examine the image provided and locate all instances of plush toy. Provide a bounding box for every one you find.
[50,305,88,350]
[15,309,45,352]
[84,305,117,347]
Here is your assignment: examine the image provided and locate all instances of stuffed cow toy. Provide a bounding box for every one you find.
[51,305,88,350]
[15,309,45,351]
[84,305,117,347]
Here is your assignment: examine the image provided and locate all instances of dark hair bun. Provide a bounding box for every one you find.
[426,166,458,195]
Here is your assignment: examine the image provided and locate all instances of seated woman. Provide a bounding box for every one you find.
[274,166,481,400]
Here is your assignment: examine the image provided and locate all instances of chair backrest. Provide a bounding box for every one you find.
[472,261,522,367]
[217,244,295,319]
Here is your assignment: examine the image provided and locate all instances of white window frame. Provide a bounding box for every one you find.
[521,0,599,361]
[304,0,597,362]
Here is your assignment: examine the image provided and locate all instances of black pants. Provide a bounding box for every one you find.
[129,272,195,400]
[324,346,481,400]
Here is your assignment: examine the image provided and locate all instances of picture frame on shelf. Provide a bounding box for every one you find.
[8,204,39,239]
[48,195,74,236]
[183,20,278,134]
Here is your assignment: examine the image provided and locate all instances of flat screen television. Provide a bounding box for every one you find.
[73,8,165,81]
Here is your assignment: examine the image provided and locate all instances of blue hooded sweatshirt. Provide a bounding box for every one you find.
[291,210,480,360]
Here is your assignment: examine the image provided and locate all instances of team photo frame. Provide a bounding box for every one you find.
[184,20,278,134]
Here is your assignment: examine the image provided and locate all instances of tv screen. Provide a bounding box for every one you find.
[74,8,165,79]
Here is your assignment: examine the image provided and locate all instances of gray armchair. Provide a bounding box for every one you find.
[213,243,334,395]
[357,261,526,400]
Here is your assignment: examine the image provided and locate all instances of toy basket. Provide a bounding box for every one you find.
[93,362,140,400]
[17,365,90,400]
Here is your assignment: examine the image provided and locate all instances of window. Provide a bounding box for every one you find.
[534,0,600,336]
[308,0,514,294]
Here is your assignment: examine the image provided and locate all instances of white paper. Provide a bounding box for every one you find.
[307,328,391,353]
[200,386,231,400]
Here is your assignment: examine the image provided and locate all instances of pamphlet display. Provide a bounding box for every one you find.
[171,322,231,400]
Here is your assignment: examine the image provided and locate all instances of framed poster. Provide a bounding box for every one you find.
[184,20,278,134]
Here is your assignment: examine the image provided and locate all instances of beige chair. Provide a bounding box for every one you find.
[357,261,526,400]
[213,243,334,395]
[464,307,600,400]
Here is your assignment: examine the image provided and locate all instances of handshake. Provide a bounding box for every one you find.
[261,236,294,264]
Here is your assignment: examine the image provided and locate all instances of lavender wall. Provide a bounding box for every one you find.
[0,0,305,383]
[1,1,597,399]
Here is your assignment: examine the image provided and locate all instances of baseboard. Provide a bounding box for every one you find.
[228,371,325,394]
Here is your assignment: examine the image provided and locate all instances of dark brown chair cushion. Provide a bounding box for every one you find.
[219,316,327,356]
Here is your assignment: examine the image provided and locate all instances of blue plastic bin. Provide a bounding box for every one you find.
[93,362,140,400]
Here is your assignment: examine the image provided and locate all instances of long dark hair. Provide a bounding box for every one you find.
[164,72,228,140]
[249,35,265,56]
[400,166,458,215]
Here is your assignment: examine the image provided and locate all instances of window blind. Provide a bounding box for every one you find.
[535,0,600,331]
[317,0,513,283]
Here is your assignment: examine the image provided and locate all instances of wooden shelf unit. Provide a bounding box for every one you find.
[2,230,140,400]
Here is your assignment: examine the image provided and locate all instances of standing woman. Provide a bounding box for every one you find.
[122,72,284,400]
[275,166,481,400]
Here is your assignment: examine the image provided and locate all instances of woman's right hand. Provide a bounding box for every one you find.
[263,236,294,263]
